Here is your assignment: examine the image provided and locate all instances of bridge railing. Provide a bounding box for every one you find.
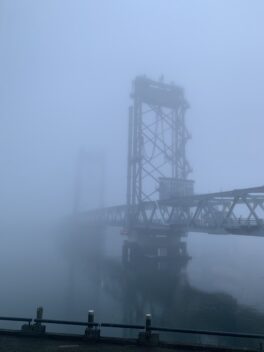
[0,316,32,325]
[2,308,264,349]
[224,218,262,227]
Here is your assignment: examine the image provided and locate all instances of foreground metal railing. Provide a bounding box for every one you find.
[0,316,32,324]
[1,308,264,349]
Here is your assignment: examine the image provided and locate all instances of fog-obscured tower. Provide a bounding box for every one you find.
[127,76,193,222]
[74,149,105,214]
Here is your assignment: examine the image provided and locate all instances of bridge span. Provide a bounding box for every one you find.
[75,76,264,237]
[77,185,264,236]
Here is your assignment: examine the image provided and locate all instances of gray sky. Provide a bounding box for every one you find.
[1,0,264,323]
[1,0,264,219]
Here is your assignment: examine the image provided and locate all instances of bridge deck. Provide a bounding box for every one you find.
[77,186,264,236]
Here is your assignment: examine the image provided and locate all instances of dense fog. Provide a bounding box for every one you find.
[0,0,264,346]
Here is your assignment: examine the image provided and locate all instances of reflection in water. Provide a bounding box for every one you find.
[64,223,264,348]
[121,233,190,327]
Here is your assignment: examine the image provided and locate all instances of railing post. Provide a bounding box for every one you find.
[36,307,43,321]
[85,309,100,339]
[138,313,159,346]
[145,313,152,335]
[33,306,46,333]
[21,306,45,333]
[88,310,94,327]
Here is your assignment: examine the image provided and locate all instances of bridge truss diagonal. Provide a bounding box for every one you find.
[78,186,264,236]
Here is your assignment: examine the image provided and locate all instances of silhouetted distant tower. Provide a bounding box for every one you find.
[127,76,193,227]
[73,149,105,214]
[70,149,106,319]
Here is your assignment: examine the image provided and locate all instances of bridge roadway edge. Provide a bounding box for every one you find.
[0,327,260,352]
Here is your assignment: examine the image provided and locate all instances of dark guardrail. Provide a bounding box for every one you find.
[0,316,32,324]
[1,307,264,349]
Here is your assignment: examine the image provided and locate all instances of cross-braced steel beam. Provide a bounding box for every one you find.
[126,76,193,229]
[79,186,264,236]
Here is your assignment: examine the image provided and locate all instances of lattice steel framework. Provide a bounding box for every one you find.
[80,186,264,236]
[76,76,264,237]
[127,77,192,221]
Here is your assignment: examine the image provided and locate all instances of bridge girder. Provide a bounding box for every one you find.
[78,186,264,236]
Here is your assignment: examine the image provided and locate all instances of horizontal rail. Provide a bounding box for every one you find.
[101,322,144,330]
[151,326,264,339]
[35,317,264,340]
[0,316,32,323]
[34,319,98,327]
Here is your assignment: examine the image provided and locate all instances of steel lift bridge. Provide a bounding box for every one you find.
[77,76,264,239]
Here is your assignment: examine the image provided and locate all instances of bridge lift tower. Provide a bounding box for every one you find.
[77,75,264,276]
[124,76,193,268]
[127,76,193,229]
[78,76,264,244]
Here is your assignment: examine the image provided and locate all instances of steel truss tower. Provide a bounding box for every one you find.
[78,76,264,237]
[127,76,192,225]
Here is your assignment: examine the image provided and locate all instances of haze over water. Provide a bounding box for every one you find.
[0,0,264,339]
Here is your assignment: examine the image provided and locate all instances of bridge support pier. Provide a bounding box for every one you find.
[122,228,190,271]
